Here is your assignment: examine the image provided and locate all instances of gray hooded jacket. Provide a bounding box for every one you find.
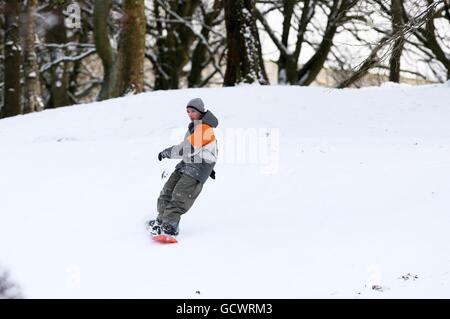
[161,110,219,184]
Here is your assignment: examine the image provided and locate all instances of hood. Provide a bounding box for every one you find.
[201,110,219,128]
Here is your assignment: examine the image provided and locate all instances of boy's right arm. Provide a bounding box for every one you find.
[159,142,185,160]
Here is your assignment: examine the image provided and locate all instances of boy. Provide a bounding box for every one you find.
[147,98,218,237]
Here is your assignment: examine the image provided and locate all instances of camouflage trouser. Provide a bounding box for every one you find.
[157,170,203,228]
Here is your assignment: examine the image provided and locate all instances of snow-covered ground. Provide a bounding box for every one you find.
[1,83,450,298]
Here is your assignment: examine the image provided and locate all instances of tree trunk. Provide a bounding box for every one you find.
[278,0,296,84]
[94,0,118,100]
[224,0,264,86]
[1,0,22,118]
[23,0,43,114]
[389,0,404,83]
[256,0,312,85]
[115,0,146,96]
[297,26,337,85]
[297,0,345,86]
[154,0,199,90]
[188,30,210,88]
[255,19,269,85]
[422,0,450,80]
[154,33,181,90]
[46,4,70,108]
[188,0,223,88]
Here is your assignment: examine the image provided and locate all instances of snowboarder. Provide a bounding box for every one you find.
[147,98,219,239]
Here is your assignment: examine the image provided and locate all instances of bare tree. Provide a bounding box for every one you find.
[338,0,444,88]
[256,0,359,86]
[150,0,200,90]
[145,0,228,89]
[407,0,450,80]
[44,3,70,108]
[23,0,44,114]
[224,0,267,86]
[115,0,146,96]
[68,1,95,103]
[297,0,359,85]
[256,0,313,84]
[94,0,118,100]
[1,0,22,118]
[188,0,224,88]
[389,0,404,82]
[35,1,97,107]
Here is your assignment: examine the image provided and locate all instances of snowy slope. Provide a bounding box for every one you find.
[1,84,450,298]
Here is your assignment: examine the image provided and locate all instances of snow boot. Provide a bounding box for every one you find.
[146,219,162,236]
[161,222,179,237]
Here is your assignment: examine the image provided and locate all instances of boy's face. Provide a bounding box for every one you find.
[187,107,202,121]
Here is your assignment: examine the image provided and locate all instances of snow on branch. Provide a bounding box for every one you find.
[153,0,224,78]
[40,48,97,73]
[338,0,444,88]
[37,42,96,50]
[254,7,291,57]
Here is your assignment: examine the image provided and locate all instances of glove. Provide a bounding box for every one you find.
[210,170,216,180]
[158,152,164,161]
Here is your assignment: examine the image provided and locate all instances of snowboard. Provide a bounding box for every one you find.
[152,234,178,244]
